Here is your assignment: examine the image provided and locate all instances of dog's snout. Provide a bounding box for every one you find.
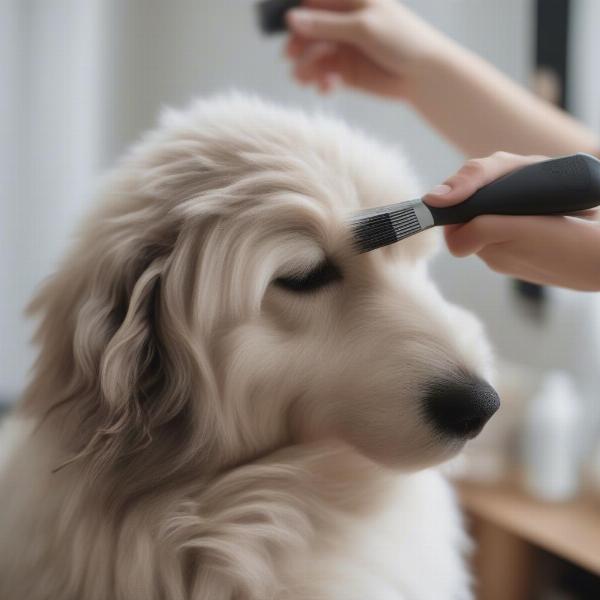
[423,376,500,439]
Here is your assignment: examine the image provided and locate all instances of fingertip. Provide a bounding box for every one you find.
[442,224,462,246]
[444,236,469,258]
[285,9,300,35]
[286,8,313,35]
[317,76,330,94]
[323,72,342,91]
[443,223,479,257]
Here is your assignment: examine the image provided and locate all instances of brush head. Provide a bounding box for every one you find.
[256,0,302,34]
[349,200,430,253]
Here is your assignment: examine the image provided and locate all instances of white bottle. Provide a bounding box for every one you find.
[521,371,581,502]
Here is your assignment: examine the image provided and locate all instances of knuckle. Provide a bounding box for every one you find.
[462,158,485,175]
[355,10,377,35]
[444,231,467,257]
[449,172,473,187]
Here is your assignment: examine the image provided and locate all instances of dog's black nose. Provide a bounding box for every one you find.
[423,376,500,438]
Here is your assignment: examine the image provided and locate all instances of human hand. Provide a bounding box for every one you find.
[424,152,600,291]
[285,0,457,98]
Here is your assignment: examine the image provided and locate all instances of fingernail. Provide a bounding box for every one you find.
[429,184,452,196]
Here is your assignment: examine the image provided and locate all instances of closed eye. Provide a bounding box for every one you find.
[275,259,343,293]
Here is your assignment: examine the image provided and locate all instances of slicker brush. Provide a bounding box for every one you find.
[350,154,600,253]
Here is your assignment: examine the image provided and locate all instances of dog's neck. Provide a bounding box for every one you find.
[154,440,400,596]
[10,411,404,599]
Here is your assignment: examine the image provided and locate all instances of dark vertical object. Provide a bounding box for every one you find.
[536,0,571,109]
[515,0,571,308]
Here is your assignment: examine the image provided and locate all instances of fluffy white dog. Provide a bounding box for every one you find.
[0,95,498,600]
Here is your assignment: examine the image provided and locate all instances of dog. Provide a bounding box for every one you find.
[0,95,498,600]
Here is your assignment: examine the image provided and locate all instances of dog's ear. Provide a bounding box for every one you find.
[92,250,167,468]
[26,217,212,478]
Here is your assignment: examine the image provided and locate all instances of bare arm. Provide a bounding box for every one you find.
[409,44,599,158]
[286,0,600,158]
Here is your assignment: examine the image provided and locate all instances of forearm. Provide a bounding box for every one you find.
[408,43,600,158]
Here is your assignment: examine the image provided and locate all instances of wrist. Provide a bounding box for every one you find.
[403,40,474,108]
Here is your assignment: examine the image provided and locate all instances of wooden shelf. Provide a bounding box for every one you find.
[457,477,600,576]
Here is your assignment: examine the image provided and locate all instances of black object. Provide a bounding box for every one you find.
[351,153,600,253]
[257,0,302,34]
[518,0,571,305]
[423,376,500,439]
[427,153,600,225]
[536,0,571,109]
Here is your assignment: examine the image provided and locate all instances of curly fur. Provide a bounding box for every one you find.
[0,95,493,599]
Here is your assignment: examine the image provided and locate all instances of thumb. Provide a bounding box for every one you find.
[424,153,548,208]
[423,183,470,208]
[287,8,361,44]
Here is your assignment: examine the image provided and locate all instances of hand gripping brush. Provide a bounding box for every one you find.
[350,154,600,253]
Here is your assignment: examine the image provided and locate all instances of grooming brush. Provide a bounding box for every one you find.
[350,153,600,253]
[257,0,302,34]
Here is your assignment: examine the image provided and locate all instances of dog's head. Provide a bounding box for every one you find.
[27,95,497,481]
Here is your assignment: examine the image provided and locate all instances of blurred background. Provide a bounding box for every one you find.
[2,1,600,598]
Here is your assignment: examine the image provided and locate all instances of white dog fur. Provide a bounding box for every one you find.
[0,95,494,600]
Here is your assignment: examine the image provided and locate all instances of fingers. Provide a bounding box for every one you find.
[287,7,363,44]
[284,1,408,97]
[290,39,341,89]
[444,214,563,258]
[443,215,521,257]
[303,0,368,9]
[285,33,306,59]
[424,152,548,208]
[475,245,551,284]
[458,216,600,290]
[289,41,407,96]
[286,0,367,55]
[428,155,600,291]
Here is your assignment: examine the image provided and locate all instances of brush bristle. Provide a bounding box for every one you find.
[350,203,422,253]
[351,213,398,253]
[256,0,302,34]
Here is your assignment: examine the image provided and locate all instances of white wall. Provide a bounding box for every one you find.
[1,0,106,401]
[570,0,600,135]
[100,0,534,180]
[0,0,22,403]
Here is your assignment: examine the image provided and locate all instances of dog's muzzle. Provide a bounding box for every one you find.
[423,375,500,439]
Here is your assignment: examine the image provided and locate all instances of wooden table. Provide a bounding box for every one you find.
[457,477,600,600]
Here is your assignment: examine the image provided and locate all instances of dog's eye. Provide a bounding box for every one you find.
[275,260,342,293]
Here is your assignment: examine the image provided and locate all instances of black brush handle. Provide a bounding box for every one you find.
[426,154,600,226]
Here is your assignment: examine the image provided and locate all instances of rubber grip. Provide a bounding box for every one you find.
[426,154,600,226]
